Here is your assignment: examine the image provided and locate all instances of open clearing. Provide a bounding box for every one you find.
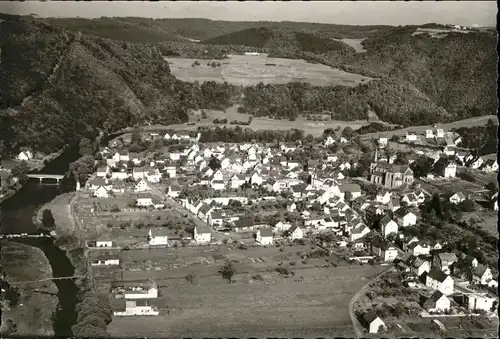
[166,54,373,87]
[100,244,384,338]
[334,38,367,53]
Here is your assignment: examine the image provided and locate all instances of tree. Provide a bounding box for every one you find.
[208,156,221,171]
[4,286,20,307]
[218,261,235,283]
[78,137,94,156]
[410,155,434,178]
[11,161,30,183]
[131,127,142,144]
[431,193,443,218]
[341,126,353,138]
[42,209,55,229]
[459,199,475,212]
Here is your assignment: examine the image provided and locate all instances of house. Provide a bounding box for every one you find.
[394,208,417,227]
[91,256,120,266]
[287,202,297,213]
[449,192,466,205]
[407,241,430,256]
[410,257,431,277]
[145,168,161,183]
[480,159,498,173]
[362,311,386,334]
[288,225,304,241]
[136,193,153,207]
[465,155,484,169]
[433,253,457,274]
[436,128,444,139]
[471,265,493,285]
[388,198,401,212]
[113,279,158,299]
[111,171,129,180]
[421,291,451,312]
[379,216,398,238]
[433,158,457,178]
[372,240,398,262]
[88,178,111,191]
[274,221,292,232]
[113,299,159,316]
[194,225,212,244]
[250,172,263,186]
[147,229,168,246]
[339,183,362,201]
[96,239,113,248]
[378,137,388,148]
[401,192,419,207]
[211,180,225,190]
[256,227,274,246]
[94,185,110,198]
[324,136,335,146]
[425,130,434,139]
[232,218,258,232]
[167,185,181,198]
[208,211,224,228]
[134,178,149,192]
[350,223,370,242]
[406,133,417,142]
[229,174,246,189]
[165,165,176,178]
[96,166,111,178]
[17,150,33,161]
[375,190,392,205]
[426,268,454,295]
[464,293,496,312]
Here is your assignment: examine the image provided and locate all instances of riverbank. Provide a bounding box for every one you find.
[0,241,58,336]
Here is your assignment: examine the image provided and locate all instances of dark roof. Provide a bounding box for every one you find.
[472,264,489,277]
[427,268,449,283]
[430,290,445,302]
[339,183,361,193]
[233,218,255,228]
[210,211,223,219]
[258,228,273,237]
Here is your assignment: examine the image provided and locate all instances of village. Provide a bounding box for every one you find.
[67,125,497,336]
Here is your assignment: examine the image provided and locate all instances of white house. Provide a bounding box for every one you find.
[426,268,454,296]
[113,299,159,316]
[380,216,398,238]
[289,226,304,241]
[147,229,168,246]
[372,241,398,262]
[145,168,161,183]
[324,136,335,146]
[250,172,263,186]
[256,228,274,246]
[165,165,176,178]
[378,137,388,148]
[425,130,434,139]
[410,258,431,277]
[111,171,129,180]
[211,180,225,191]
[117,279,159,300]
[17,150,33,161]
[407,241,431,256]
[274,221,292,232]
[464,294,496,312]
[167,185,182,198]
[406,133,417,142]
[96,239,113,248]
[436,129,444,139]
[481,159,498,173]
[208,211,224,228]
[350,223,370,242]
[443,162,457,178]
[394,209,417,227]
[134,178,149,192]
[91,256,120,266]
[471,265,493,286]
[363,311,386,334]
[94,185,110,198]
[449,192,466,205]
[422,291,451,312]
[375,190,392,205]
[136,193,153,207]
[194,225,212,244]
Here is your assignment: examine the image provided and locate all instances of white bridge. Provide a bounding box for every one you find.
[0,233,52,239]
[26,174,65,183]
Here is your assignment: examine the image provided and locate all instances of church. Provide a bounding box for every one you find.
[370,148,414,189]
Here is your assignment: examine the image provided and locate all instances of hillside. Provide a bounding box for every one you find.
[201,27,356,55]
[43,17,389,42]
[343,27,498,119]
[0,17,239,157]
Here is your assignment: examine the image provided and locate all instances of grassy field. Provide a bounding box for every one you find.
[334,38,367,53]
[360,115,498,140]
[463,210,497,236]
[0,241,58,337]
[98,244,383,337]
[166,54,373,87]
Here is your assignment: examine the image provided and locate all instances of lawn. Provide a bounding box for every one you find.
[107,261,384,338]
[166,54,373,87]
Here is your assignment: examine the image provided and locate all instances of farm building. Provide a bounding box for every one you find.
[256,227,274,246]
[113,299,159,316]
[362,310,386,334]
[91,256,120,266]
[147,229,168,246]
[194,225,212,244]
[112,279,158,299]
[420,290,451,312]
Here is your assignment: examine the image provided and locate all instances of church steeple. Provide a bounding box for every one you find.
[374,147,378,163]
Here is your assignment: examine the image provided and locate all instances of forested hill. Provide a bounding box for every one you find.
[0,17,239,157]
[342,27,499,120]
[200,27,356,55]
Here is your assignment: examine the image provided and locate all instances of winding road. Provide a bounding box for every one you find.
[348,266,394,338]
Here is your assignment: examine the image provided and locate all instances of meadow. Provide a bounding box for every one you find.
[166,54,372,87]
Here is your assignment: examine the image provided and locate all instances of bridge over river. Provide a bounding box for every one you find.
[26,174,65,183]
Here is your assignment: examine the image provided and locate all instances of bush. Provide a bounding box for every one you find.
[218,261,235,282]
[252,274,264,281]
[185,274,196,284]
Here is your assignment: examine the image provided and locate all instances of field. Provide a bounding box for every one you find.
[417,177,486,196]
[463,210,497,236]
[334,38,367,53]
[164,105,373,137]
[94,244,385,338]
[360,115,498,140]
[166,54,373,87]
[0,241,58,336]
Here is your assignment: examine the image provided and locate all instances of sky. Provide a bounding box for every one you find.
[0,1,496,27]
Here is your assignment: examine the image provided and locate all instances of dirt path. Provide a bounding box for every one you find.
[349,266,394,338]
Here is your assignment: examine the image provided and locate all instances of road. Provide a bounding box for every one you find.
[147,182,226,243]
[348,266,394,338]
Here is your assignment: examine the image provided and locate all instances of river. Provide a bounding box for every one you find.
[0,133,121,337]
